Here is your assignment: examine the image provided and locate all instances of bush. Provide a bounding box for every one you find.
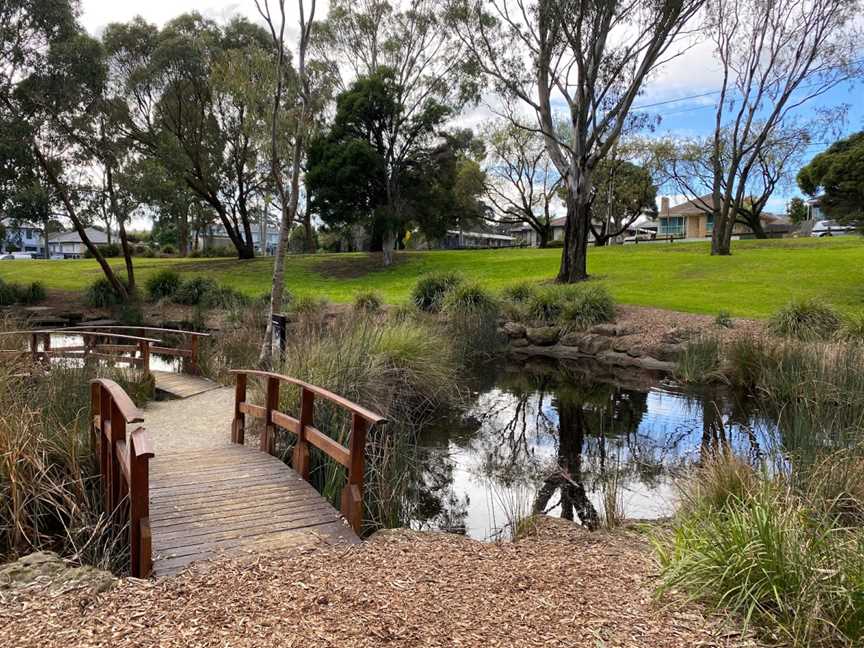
[654,454,864,647]
[411,272,463,312]
[502,282,537,303]
[84,277,129,308]
[172,277,217,305]
[525,287,567,322]
[145,269,183,301]
[0,280,17,306]
[160,244,176,255]
[545,239,564,248]
[559,284,615,330]
[84,242,120,258]
[200,285,249,309]
[0,280,45,306]
[203,245,234,258]
[839,311,864,343]
[353,290,383,313]
[442,283,498,317]
[768,298,841,341]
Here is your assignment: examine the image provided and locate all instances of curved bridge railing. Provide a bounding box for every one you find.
[90,378,154,577]
[0,330,160,372]
[229,369,387,533]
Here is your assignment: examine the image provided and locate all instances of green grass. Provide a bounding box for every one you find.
[3,237,863,318]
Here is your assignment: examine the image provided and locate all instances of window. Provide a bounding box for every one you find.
[658,216,685,237]
[706,215,714,234]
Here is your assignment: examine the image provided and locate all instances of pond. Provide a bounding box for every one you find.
[409,358,778,540]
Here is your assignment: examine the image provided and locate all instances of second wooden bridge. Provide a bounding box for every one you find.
[92,370,386,577]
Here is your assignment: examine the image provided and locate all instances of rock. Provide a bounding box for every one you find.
[636,356,679,373]
[558,332,584,347]
[503,322,527,339]
[581,333,612,355]
[597,350,642,368]
[626,345,648,358]
[510,337,530,348]
[654,342,687,362]
[611,338,633,353]
[0,551,115,595]
[614,324,636,336]
[589,323,619,337]
[525,326,560,346]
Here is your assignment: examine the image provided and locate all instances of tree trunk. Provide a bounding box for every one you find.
[302,190,314,253]
[710,206,732,256]
[381,228,396,266]
[106,164,136,291]
[557,188,590,283]
[537,227,549,248]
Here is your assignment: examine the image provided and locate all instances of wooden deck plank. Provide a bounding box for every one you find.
[153,370,221,399]
[149,443,358,577]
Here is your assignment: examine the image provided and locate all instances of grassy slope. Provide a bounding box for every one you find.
[1,237,861,318]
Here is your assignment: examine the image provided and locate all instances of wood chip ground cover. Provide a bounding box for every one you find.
[1,518,759,647]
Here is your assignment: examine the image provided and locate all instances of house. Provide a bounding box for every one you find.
[201,223,281,255]
[439,229,517,249]
[656,195,793,240]
[46,227,109,259]
[1,220,46,256]
[510,216,567,247]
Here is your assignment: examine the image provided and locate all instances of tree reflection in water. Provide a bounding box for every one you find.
[412,359,772,539]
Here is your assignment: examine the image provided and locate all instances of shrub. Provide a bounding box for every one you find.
[411,272,463,312]
[203,245,234,258]
[442,283,498,317]
[84,277,129,308]
[161,244,176,255]
[172,277,217,305]
[525,287,567,322]
[715,310,733,328]
[200,285,249,309]
[84,242,120,258]
[502,282,537,303]
[559,284,615,330]
[545,239,564,248]
[768,298,841,341]
[353,290,383,313]
[140,247,156,258]
[0,280,17,306]
[17,282,46,305]
[145,269,183,301]
[839,311,864,343]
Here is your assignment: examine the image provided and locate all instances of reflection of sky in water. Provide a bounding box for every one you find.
[415,364,778,540]
[40,334,182,373]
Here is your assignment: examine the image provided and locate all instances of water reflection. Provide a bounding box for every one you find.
[412,359,776,540]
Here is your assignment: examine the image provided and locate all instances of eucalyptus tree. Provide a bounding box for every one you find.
[482,118,561,248]
[315,0,476,265]
[588,156,657,246]
[449,0,705,281]
[695,0,862,255]
[0,0,130,297]
[103,15,275,259]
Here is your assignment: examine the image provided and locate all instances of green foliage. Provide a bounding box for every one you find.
[714,310,733,328]
[768,298,842,340]
[172,277,217,305]
[0,279,45,306]
[353,289,383,313]
[84,243,121,258]
[654,455,864,647]
[161,244,176,255]
[675,336,723,383]
[798,131,864,225]
[84,277,128,308]
[839,312,864,343]
[411,271,463,312]
[501,282,537,303]
[525,287,567,321]
[442,282,498,316]
[559,284,615,330]
[145,269,183,301]
[787,197,809,224]
[202,246,234,257]
[546,239,564,248]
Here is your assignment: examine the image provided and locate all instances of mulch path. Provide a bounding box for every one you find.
[1,517,758,647]
[615,305,764,346]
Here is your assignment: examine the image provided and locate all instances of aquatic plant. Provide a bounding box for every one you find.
[411,271,463,312]
[674,335,723,383]
[768,298,841,341]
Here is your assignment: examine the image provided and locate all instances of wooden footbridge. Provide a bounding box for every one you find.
[2,325,386,577]
[91,370,385,577]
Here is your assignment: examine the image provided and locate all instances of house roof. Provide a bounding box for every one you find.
[664,194,714,216]
[48,227,108,244]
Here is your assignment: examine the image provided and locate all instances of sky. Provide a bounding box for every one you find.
[79,0,864,217]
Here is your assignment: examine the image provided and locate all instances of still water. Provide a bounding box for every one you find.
[410,359,777,540]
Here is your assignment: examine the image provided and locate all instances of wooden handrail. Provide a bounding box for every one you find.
[58,325,211,338]
[230,369,387,534]
[0,329,162,343]
[90,379,154,578]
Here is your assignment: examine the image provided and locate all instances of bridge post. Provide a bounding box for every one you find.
[293,387,313,480]
[341,413,368,534]
[129,428,154,578]
[262,376,280,455]
[99,384,113,510]
[138,340,150,374]
[232,373,247,444]
[109,400,127,512]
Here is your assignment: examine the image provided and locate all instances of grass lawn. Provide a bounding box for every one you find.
[1,237,862,318]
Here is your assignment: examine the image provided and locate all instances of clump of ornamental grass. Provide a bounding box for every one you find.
[84,277,131,308]
[442,283,502,360]
[0,279,47,306]
[411,272,463,312]
[654,452,864,647]
[559,284,615,331]
[501,282,537,303]
[714,310,734,328]
[144,269,183,301]
[675,335,723,384]
[838,311,864,344]
[768,298,842,341]
[353,289,384,314]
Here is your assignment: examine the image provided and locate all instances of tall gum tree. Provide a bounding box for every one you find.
[449,0,705,282]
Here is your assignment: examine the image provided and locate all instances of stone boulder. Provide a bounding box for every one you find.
[0,551,115,595]
[525,326,560,346]
[589,323,619,337]
[503,322,527,339]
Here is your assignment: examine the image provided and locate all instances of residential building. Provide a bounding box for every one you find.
[46,227,109,259]
[1,220,46,256]
[439,229,517,249]
[510,216,567,247]
[656,195,793,240]
[201,223,281,255]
